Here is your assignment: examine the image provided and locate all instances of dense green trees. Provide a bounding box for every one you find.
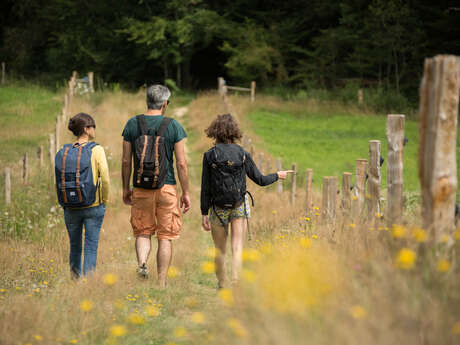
[1,0,459,99]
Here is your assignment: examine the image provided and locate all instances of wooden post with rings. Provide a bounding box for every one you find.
[342,172,352,218]
[418,55,459,241]
[368,140,382,219]
[251,81,256,103]
[353,159,368,221]
[290,163,297,205]
[322,176,338,224]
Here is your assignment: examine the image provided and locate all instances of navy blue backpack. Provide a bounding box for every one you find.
[55,142,99,208]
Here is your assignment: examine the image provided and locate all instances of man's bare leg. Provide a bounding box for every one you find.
[230,218,245,282]
[157,239,172,288]
[135,235,151,266]
[211,224,228,288]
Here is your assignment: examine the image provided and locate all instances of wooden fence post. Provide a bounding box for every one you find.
[353,159,368,221]
[88,72,94,92]
[368,140,381,219]
[5,168,11,205]
[276,158,283,194]
[49,133,55,174]
[418,55,459,240]
[1,62,5,85]
[342,172,352,218]
[386,114,405,225]
[251,81,256,103]
[218,77,224,94]
[322,176,338,224]
[305,169,313,216]
[258,153,264,174]
[37,146,43,168]
[358,89,363,105]
[290,163,297,205]
[55,116,61,153]
[23,153,28,185]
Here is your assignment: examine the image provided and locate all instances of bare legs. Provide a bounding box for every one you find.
[157,239,172,288]
[211,218,246,287]
[135,235,172,287]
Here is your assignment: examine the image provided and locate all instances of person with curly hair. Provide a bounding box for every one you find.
[200,113,292,288]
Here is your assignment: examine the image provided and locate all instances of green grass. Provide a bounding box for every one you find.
[0,83,62,164]
[248,109,432,193]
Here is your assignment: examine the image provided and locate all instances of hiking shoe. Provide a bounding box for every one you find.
[137,264,149,279]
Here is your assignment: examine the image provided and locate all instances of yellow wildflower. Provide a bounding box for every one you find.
[70,339,78,344]
[452,322,460,334]
[412,228,427,243]
[226,318,248,338]
[395,248,416,270]
[102,273,118,286]
[392,225,406,238]
[242,248,261,262]
[437,259,451,273]
[201,261,215,274]
[0,289,6,293]
[349,223,356,229]
[349,305,366,319]
[312,235,318,239]
[299,237,311,248]
[42,281,48,285]
[34,335,43,341]
[80,299,94,312]
[167,266,180,278]
[242,269,256,283]
[145,305,160,317]
[305,217,311,221]
[314,212,320,216]
[109,325,127,337]
[272,210,277,215]
[191,312,206,324]
[127,313,145,325]
[352,195,358,201]
[174,327,188,338]
[313,206,319,210]
[218,288,234,307]
[375,213,382,219]
[440,234,450,243]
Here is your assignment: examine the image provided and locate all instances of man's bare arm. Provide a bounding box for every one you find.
[174,139,191,213]
[122,140,133,205]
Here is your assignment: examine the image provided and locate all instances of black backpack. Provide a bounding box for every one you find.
[133,115,172,189]
[208,144,247,209]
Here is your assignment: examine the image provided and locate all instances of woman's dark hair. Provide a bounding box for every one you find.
[68,113,96,137]
[205,113,242,144]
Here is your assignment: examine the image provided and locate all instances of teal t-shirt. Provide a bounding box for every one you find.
[122,115,187,185]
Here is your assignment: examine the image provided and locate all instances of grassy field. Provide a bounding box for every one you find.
[0,89,459,345]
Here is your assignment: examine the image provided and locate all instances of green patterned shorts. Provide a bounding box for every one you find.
[209,195,251,226]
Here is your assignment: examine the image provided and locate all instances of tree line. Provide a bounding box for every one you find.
[1,0,459,100]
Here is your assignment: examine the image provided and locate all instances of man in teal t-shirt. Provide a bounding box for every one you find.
[121,84,191,288]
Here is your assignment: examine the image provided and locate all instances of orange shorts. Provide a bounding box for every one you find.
[130,185,182,240]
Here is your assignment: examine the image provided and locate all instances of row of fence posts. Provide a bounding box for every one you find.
[218,77,256,104]
[3,71,95,206]
[217,54,459,241]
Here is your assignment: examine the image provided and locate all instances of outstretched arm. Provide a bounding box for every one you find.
[122,140,132,205]
[174,139,191,213]
[245,152,279,186]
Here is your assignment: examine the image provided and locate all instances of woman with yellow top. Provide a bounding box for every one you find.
[63,113,110,278]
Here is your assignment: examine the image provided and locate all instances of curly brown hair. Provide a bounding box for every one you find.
[205,113,243,144]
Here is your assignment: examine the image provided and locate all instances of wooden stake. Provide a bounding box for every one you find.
[276,158,283,194]
[368,140,381,219]
[49,133,55,174]
[290,163,297,205]
[305,169,313,216]
[37,146,43,168]
[358,89,363,104]
[5,168,11,205]
[386,114,405,225]
[55,116,61,153]
[251,81,256,103]
[1,62,5,85]
[342,172,352,217]
[418,55,459,240]
[353,159,368,221]
[23,153,28,185]
[218,77,224,94]
[88,71,94,92]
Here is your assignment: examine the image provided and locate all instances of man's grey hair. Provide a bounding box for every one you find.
[146,84,171,110]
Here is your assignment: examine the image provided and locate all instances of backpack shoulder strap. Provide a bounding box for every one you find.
[136,115,148,135]
[86,142,99,150]
[156,117,173,137]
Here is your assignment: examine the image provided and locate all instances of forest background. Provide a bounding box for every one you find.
[1,0,460,112]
